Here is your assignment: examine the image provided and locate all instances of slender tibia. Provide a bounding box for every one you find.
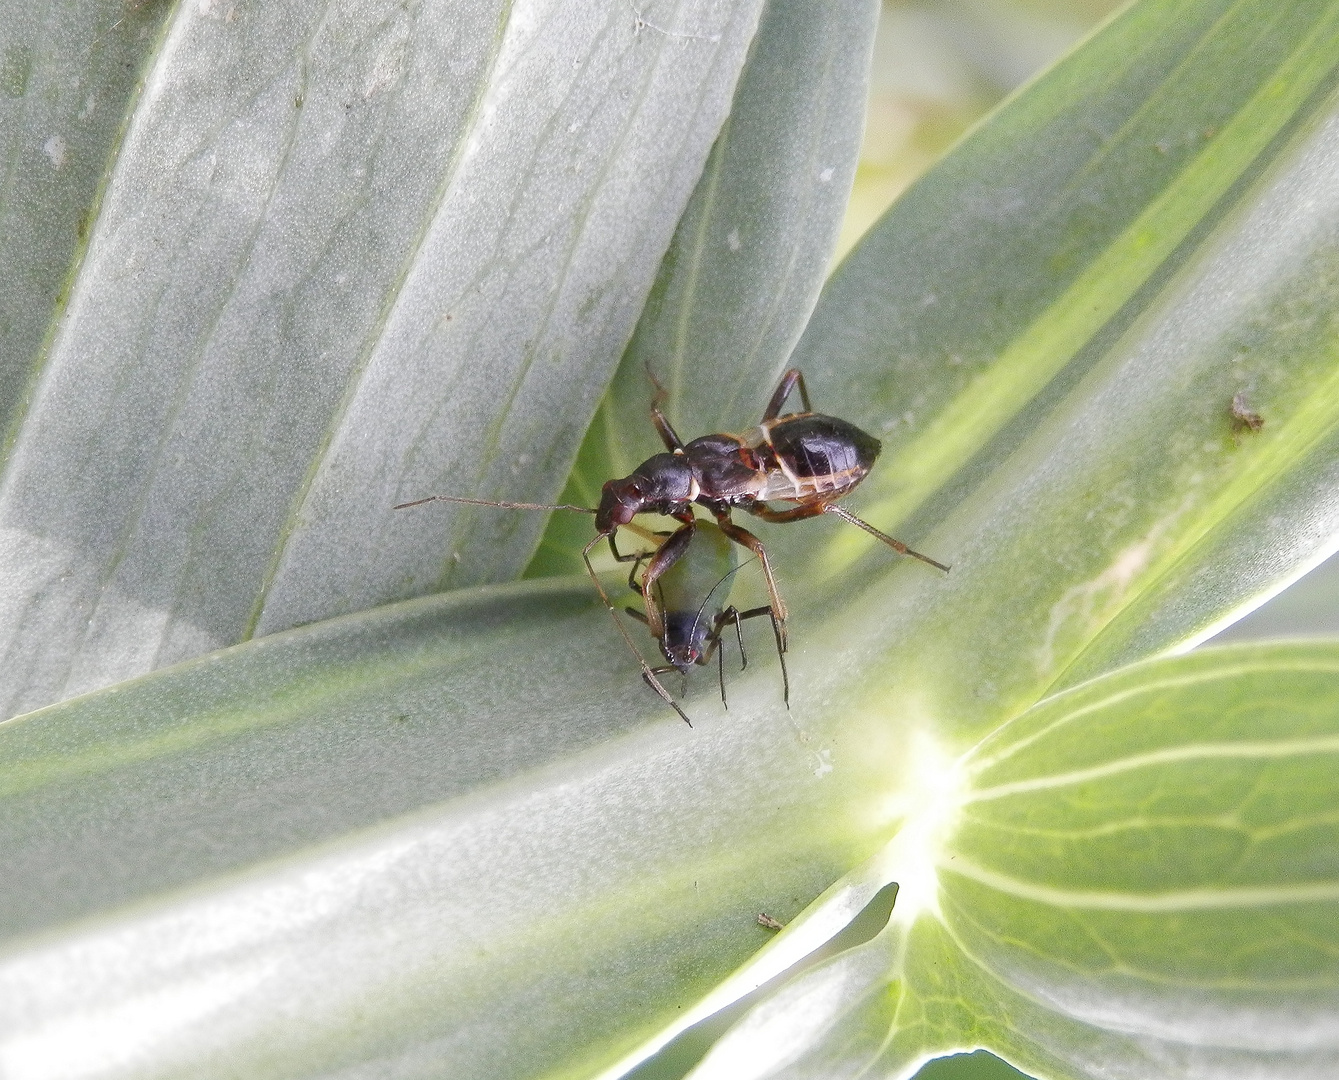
[762,368,812,420]
[822,503,950,573]
[713,516,788,649]
[644,364,686,452]
[734,605,790,708]
[717,637,728,711]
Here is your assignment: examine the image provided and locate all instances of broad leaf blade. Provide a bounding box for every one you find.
[528,0,879,577]
[0,582,869,1080]
[0,0,172,435]
[0,0,766,719]
[753,0,1339,746]
[690,643,1339,1080]
[9,2,1339,1078]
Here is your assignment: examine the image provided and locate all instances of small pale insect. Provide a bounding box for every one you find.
[621,521,787,723]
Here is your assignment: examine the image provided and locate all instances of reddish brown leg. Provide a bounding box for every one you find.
[763,368,813,421]
[712,514,788,650]
[636,518,697,639]
[644,364,686,452]
[746,499,828,524]
[582,534,693,726]
[613,530,670,594]
[747,499,949,573]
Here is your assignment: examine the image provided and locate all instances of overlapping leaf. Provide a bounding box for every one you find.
[529,0,878,576]
[691,644,1339,1080]
[0,0,766,719]
[0,2,880,1078]
[0,0,173,434]
[5,1,1339,1079]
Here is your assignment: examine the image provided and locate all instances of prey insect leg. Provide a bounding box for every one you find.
[732,605,790,707]
[695,602,790,711]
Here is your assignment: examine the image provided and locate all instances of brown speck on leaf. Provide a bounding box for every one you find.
[1230,391,1264,434]
[757,913,784,931]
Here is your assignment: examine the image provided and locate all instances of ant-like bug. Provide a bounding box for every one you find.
[624,521,788,723]
[396,366,946,720]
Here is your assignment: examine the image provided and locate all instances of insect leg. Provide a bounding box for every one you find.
[821,503,950,572]
[644,364,686,452]
[712,515,788,649]
[745,500,827,524]
[583,534,693,726]
[637,518,697,639]
[762,368,812,420]
[735,605,789,707]
[717,634,728,710]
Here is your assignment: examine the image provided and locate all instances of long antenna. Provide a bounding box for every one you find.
[689,558,751,642]
[394,494,596,513]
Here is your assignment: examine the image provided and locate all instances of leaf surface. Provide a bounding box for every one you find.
[529,0,879,576]
[0,0,766,719]
[7,0,1339,1078]
[0,581,874,1080]
[0,0,173,435]
[689,644,1339,1080]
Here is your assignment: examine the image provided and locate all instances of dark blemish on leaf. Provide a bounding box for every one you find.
[76,211,90,240]
[1230,391,1263,434]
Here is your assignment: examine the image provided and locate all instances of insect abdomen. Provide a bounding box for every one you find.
[749,415,880,500]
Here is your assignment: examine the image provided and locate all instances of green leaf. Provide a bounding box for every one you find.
[765,0,1339,744]
[0,0,767,719]
[7,0,1339,1077]
[0,582,878,1080]
[689,643,1339,1079]
[0,0,173,436]
[528,0,879,576]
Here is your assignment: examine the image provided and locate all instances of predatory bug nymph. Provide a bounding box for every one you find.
[624,521,788,720]
[604,366,949,643]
